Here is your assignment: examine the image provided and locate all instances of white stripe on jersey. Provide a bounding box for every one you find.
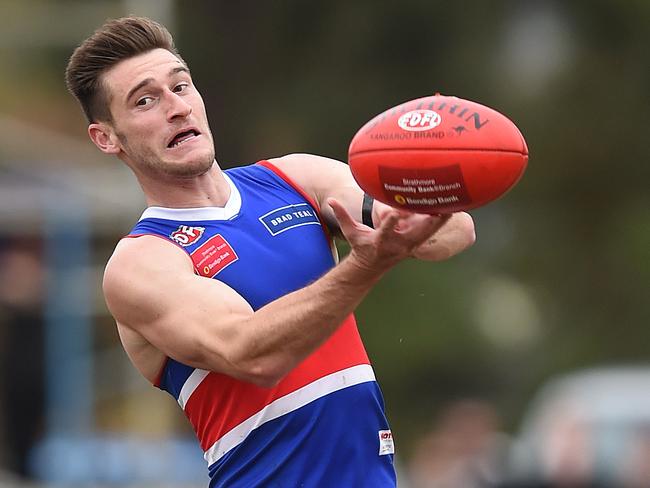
[140,173,242,222]
[203,363,376,466]
[178,369,210,410]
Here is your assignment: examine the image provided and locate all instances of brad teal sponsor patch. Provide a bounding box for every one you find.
[259,203,320,236]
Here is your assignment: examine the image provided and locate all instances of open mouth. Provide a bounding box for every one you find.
[167,129,200,149]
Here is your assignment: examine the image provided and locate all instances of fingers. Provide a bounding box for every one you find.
[393,212,449,243]
[328,198,362,240]
[426,212,452,236]
[376,211,400,236]
[329,197,451,251]
[329,197,405,246]
[410,212,475,261]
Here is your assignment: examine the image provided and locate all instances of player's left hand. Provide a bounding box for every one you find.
[371,203,476,262]
[410,211,476,261]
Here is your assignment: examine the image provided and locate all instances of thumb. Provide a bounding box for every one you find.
[328,198,362,239]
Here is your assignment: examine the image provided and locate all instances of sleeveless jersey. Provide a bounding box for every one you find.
[126,162,396,487]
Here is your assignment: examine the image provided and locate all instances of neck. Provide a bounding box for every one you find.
[136,161,231,208]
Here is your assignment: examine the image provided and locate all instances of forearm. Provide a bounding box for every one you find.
[231,251,385,386]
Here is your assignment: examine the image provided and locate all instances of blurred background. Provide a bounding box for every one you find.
[0,0,648,486]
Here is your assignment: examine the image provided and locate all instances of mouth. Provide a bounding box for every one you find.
[167,128,201,149]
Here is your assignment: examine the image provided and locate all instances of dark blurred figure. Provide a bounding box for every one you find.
[0,240,45,477]
[407,399,510,488]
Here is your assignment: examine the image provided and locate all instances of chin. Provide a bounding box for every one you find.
[161,148,214,177]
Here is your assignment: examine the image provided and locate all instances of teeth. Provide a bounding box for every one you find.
[170,132,196,148]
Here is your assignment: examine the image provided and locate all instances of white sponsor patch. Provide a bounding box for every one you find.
[258,203,320,236]
[378,429,394,455]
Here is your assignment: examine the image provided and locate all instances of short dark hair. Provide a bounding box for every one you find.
[65,16,185,123]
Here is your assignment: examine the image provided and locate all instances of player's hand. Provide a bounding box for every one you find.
[409,211,476,262]
[368,202,476,263]
[328,198,449,273]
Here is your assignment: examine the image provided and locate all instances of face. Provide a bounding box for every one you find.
[92,48,215,178]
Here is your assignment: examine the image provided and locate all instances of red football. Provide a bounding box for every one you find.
[348,94,528,213]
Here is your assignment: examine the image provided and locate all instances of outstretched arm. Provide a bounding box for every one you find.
[103,201,446,388]
[267,153,476,261]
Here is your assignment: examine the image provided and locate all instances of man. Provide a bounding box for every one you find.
[65,16,475,487]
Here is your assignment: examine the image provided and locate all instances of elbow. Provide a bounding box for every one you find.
[195,323,288,388]
[247,371,284,389]
[240,362,286,388]
[225,348,288,388]
[191,341,286,388]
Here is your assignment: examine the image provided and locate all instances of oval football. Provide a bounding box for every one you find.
[348,94,529,213]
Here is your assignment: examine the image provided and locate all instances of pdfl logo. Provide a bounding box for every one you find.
[170,225,205,246]
[398,110,441,131]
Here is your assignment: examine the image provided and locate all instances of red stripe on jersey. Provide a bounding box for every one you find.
[257,160,321,214]
[184,314,369,450]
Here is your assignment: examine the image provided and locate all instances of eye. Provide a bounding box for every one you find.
[136,96,154,107]
[173,82,189,93]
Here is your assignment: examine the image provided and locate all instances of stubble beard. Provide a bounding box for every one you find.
[117,131,215,179]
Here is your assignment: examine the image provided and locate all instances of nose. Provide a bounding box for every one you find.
[166,90,192,121]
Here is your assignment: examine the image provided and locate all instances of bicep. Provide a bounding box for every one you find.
[103,237,254,374]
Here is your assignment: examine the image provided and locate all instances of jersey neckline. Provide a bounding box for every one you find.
[138,173,242,222]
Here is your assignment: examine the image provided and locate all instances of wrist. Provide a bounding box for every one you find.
[342,250,391,283]
[362,193,374,228]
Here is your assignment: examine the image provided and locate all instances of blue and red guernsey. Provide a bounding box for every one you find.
[126,162,396,487]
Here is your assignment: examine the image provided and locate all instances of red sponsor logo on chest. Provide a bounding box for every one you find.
[190,234,238,278]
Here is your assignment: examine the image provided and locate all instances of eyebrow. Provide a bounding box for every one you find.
[125,66,191,103]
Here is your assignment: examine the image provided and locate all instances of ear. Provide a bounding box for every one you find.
[88,123,121,155]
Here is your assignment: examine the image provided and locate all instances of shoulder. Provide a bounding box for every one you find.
[106,234,193,273]
[103,236,194,310]
[266,153,353,203]
[267,153,347,175]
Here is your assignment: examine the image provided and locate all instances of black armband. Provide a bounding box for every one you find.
[362,193,374,228]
